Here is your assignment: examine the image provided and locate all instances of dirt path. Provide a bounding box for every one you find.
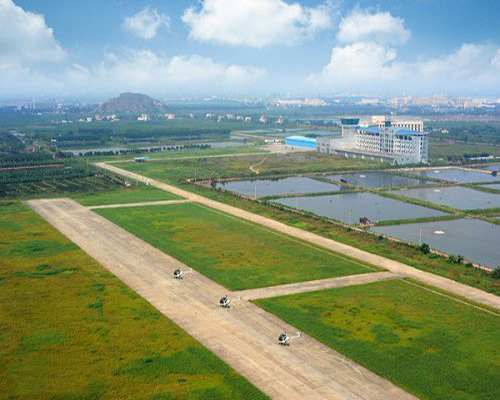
[236,271,400,300]
[28,198,416,400]
[249,156,269,174]
[96,162,500,311]
[87,199,190,210]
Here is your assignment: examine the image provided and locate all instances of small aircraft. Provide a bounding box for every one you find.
[173,267,193,279]
[278,331,302,346]
[219,295,240,309]
[219,295,231,308]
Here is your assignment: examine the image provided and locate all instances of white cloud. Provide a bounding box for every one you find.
[0,0,66,64]
[182,0,335,47]
[307,42,500,95]
[337,7,410,45]
[62,50,266,96]
[122,7,170,40]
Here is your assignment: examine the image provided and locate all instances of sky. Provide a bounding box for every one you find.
[1,0,499,99]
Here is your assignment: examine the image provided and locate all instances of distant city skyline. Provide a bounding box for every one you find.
[1,0,499,98]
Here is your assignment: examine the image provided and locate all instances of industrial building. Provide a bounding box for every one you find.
[317,118,428,165]
[285,136,317,149]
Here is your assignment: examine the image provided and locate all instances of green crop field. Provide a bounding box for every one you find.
[0,201,267,400]
[96,203,374,290]
[73,184,181,206]
[256,279,500,400]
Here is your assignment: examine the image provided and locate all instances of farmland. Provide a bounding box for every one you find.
[0,152,124,199]
[255,279,500,400]
[0,201,267,399]
[96,202,374,290]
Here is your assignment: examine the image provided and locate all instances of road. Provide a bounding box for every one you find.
[96,162,500,311]
[28,198,416,400]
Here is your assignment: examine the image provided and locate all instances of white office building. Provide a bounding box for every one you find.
[317,118,429,165]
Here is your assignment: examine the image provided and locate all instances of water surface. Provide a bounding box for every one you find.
[390,186,500,210]
[271,192,445,224]
[406,168,499,183]
[216,177,341,197]
[372,218,499,268]
[325,171,434,188]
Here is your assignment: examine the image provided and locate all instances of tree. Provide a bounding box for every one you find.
[419,243,430,254]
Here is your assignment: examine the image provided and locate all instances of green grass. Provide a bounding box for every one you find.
[96,202,373,290]
[114,151,382,182]
[86,144,266,163]
[73,184,181,206]
[429,139,500,161]
[255,279,500,400]
[0,201,267,399]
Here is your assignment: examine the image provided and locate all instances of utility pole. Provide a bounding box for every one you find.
[348,209,352,225]
[419,227,423,246]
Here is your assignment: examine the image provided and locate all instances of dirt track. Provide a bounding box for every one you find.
[28,198,416,400]
[96,162,500,311]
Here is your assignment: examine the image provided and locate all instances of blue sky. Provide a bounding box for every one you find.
[1,0,499,98]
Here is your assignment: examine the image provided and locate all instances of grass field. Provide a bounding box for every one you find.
[429,139,500,160]
[96,203,373,290]
[86,144,267,163]
[0,201,267,399]
[115,152,382,182]
[256,279,500,400]
[73,184,181,206]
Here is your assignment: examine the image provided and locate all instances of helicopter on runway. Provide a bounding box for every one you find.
[173,267,193,279]
[219,295,240,309]
[278,331,302,346]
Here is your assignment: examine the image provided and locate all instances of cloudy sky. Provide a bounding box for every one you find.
[1,0,499,98]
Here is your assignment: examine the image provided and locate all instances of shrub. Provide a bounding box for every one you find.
[419,243,430,254]
[492,267,500,279]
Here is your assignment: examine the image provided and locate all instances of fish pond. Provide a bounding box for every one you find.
[271,192,446,224]
[215,177,341,198]
[405,167,499,183]
[372,218,500,268]
[390,186,500,210]
[324,171,434,188]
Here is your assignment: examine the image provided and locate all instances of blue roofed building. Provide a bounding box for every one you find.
[285,135,317,149]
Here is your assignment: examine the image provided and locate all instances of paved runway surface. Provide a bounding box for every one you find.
[28,198,417,400]
[97,162,500,311]
[236,271,400,300]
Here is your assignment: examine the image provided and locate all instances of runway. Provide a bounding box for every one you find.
[28,198,416,400]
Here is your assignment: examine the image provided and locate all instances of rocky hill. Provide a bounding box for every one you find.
[97,93,167,114]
